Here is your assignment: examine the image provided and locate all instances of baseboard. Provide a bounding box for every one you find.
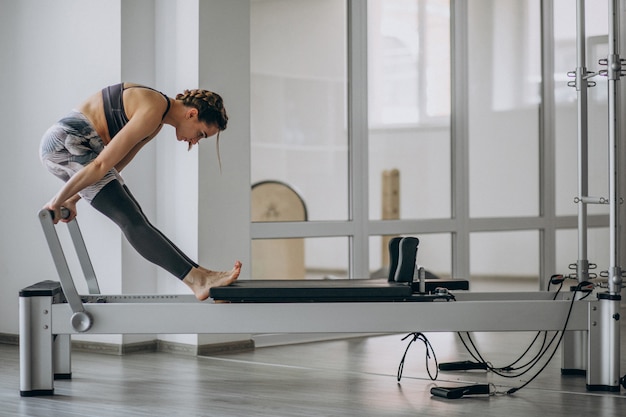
[252,333,379,348]
[156,339,198,356]
[0,333,254,356]
[0,333,19,345]
[198,340,255,356]
[71,339,255,356]
[159,339,255,356]
[71,340,159,355]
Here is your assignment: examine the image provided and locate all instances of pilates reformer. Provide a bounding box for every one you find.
[19,0,626,397]
[19,208,622,397]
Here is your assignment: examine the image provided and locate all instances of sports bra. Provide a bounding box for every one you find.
[101,83,171,139]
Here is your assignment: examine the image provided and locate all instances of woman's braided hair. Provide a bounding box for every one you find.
[175,89,228,130]
[175,89,228,170]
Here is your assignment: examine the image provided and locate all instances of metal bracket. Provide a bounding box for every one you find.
[38,209,96,332]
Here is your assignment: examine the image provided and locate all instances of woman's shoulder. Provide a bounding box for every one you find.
[123,84,170,123]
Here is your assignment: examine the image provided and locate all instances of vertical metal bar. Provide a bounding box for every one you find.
[19,295,55,396]
[18,297,32,393]
[575,0,590,283]
[607,0,623,295]
[603,0,622,388]
[540,0,557,290]
[450,0,470,278]
[347,0,370,279]
[67,221,100,294]
[587,298,621,390]
[587,0,622,392]
[560,0,591,377]
[53,334,72,380]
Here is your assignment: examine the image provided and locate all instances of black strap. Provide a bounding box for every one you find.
[430,384,491,399]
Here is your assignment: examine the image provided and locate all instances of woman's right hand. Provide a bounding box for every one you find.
[44,197,77,224]
[59,198,78,223]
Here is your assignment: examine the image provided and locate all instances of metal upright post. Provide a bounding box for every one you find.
[587,0,623,391]
[575,0,590,284]
[19,283,58,396]
[605,0,623,298]
[562,0,591,375]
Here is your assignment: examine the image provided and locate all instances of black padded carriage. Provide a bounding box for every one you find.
[210,278,469,303]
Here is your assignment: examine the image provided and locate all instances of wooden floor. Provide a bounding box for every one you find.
[2,313,626,417]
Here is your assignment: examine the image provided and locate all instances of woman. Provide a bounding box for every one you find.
[40,83,241,301]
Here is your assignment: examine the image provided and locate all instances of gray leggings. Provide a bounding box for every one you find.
[91,180,197,279]
[40,111,196,279]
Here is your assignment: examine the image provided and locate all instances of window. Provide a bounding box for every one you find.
[468,0,541,218]
[368,0,450,127]
[368,0,452,221]
[250,0,349,222]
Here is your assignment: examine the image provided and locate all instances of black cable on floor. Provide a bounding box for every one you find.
[506,284,581,395]
[440,279,583,396]
[454,274,567,378]
[397,332,438,382]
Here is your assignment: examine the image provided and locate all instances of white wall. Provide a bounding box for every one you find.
[0,0,123,336]
[0,0,251,343]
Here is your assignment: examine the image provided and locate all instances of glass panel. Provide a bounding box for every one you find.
[554,0,609,216]
[251,237,349,280]
[367,0,451,220]
[250,0,348,221]
[555,228,609,280]
[470,231,540,291]
[468,0,541,218]
[369,233,451,279]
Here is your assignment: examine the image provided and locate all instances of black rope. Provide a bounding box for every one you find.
[438,278,584,396]
[397,332,438,382]
[454,275,566,378]
[506,284,581,394]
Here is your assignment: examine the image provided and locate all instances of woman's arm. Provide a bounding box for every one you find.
[45,108,163,223]
[115,125,163,172]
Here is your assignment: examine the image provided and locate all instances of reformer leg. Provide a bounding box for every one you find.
[561,330,587,376]
[19,291,55,396]
[54,334,72,380]
[19,280,65,396]
[561,291,588,376]
[586,295,621,391]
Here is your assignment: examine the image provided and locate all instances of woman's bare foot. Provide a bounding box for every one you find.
[182,261,242,301]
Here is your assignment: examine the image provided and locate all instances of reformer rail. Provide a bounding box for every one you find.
[19,209,621,396]
[19,0,625,397]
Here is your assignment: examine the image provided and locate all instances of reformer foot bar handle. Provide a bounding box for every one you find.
[38,208,100,332]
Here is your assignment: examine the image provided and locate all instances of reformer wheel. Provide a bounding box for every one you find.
[70,311,93,332]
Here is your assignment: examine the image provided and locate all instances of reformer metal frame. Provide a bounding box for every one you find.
[19,208,620,396]
[19,1,625,397]
[560,0,624,387]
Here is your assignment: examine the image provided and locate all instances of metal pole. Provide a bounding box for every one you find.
[607,0,623,296]
[575,0,590,283]
[587,0,622,392]
[561,0,592,376]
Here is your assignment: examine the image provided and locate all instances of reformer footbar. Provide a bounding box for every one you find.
[18,209,617,397]
[38,208,98,332]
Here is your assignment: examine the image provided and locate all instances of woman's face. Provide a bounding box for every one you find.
[176,109,219,150]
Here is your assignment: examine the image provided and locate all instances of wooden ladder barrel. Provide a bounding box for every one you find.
[251,180,308,279]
